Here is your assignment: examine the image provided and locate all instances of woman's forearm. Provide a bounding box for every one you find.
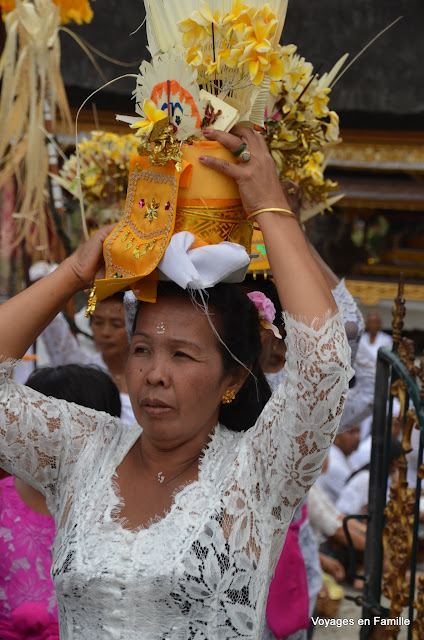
[0,259,83,360]
[307,241,340,291]
[0,226,113,361]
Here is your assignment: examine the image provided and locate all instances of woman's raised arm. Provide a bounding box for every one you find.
[201,127,336,324]
[0,226,113,361]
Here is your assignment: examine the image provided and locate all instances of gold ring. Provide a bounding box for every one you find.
[238,149,251,163]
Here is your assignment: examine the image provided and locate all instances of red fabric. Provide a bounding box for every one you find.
[0,603,59,639]
[266,505,309,638]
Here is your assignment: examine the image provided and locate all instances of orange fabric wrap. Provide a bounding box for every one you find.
[95,141,252,303]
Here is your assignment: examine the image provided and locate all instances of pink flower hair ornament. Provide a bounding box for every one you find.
[247,291,282,339]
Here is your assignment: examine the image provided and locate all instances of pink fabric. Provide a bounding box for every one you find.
[0,603,59,639]
[266,504,309,638]
[0,476,58,632]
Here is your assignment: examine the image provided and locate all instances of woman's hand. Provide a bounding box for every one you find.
[0,225,117,360]
[319,553,346,583]
[0,223,111,360]
[201,127,289,216]
[201,126,336,321]
[66,224,115,289]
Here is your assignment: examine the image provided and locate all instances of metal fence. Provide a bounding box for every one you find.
[346,278,424,639]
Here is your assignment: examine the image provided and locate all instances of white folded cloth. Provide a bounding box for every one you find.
[158,232,250,289]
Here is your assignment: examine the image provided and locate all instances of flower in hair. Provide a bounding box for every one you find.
[247,291,281,339]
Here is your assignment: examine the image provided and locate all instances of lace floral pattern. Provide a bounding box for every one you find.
[0,311,352,639]
[0,476,57,620]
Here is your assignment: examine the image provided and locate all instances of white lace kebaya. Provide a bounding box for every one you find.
[0,310,352,640]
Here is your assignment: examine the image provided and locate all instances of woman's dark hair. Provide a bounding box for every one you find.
[134,281,271,432]
[25,364,121,417]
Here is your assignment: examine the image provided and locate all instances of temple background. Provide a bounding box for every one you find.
[1,0,423,343]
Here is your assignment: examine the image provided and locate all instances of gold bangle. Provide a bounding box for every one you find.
[246,207,296,220]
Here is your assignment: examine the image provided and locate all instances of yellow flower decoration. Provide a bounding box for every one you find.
[312,88,331,118]
[324,111,340,142]
[225,5,282,85]
[304,152,325,185]
[130,99,168,139]
[178,3,222,48]
[222,0,251,25]
[178,1,284,86]
[186,46,204,68]
[59,131,140,208]
[263,44,341,213]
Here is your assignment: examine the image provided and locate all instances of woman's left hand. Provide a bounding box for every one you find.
[201,127,290,216]
[201,126,336,321]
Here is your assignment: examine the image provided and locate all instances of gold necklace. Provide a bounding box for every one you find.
[157,457,199,485]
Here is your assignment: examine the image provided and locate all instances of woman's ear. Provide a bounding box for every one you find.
[228,365,252,396]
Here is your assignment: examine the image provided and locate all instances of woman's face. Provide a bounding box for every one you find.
[125,296,242,448]
[91,298,128,360]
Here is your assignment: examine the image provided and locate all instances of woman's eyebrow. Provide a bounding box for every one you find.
[132,331,202,350]
[168,338,202,351]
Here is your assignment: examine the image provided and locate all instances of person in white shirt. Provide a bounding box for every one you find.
[349,399,402,474]
[337,438,402,516]
[356,312,392,440]
[357,312,392,363]
[316,426,361,503]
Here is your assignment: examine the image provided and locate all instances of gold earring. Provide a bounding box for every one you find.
[222,390,236,404]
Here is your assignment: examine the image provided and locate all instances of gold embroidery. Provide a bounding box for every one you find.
[103,168,177,280]
[175,205,253,251]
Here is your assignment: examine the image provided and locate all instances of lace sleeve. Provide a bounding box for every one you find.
[227,311,353,559]
[40,312,87,366]
[331,279,365,365]
[0,357,119,512]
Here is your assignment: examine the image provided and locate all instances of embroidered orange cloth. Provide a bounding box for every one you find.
[94,141,252,303]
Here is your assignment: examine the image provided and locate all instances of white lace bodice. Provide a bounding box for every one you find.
[0,311,352,640]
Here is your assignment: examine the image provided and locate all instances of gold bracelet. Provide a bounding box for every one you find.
[246,207,296,220]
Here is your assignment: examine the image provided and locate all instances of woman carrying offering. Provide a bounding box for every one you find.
[0,125,352,638]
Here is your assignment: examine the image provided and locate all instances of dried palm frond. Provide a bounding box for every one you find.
[0,0,73,256]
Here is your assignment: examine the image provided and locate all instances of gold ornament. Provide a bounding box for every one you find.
[222,390,236,404]
[85,285,97,317]
[137,124,184,173]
